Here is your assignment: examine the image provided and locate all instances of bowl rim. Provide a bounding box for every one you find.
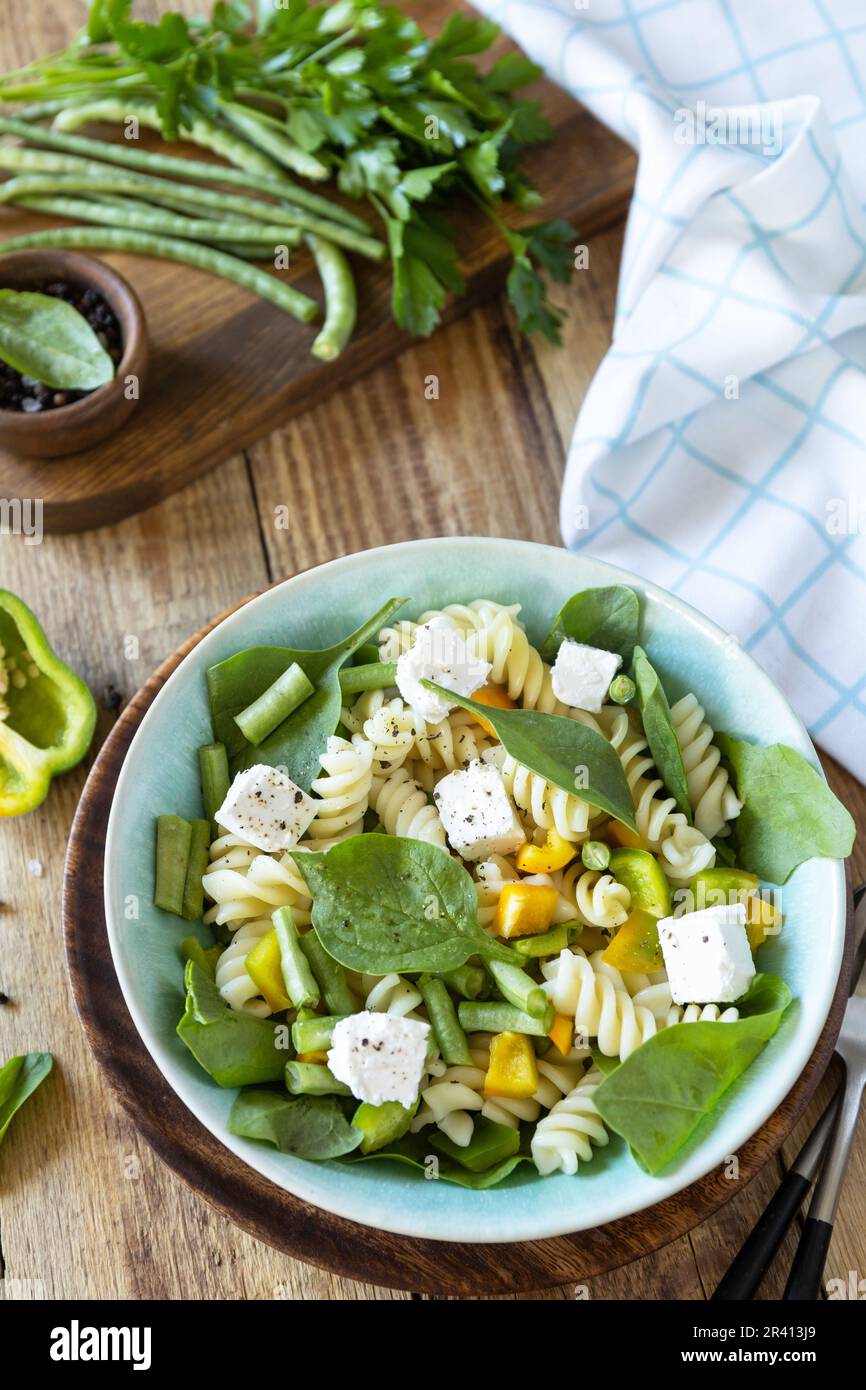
[102,537,847,1242]
[0,249,145,424]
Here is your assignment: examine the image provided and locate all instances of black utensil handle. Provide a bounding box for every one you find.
[783,1218,834,1300]
[712,1171,811,1300]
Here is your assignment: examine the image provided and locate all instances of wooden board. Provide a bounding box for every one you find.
[0,3,635,534]
[62,590,855,1297]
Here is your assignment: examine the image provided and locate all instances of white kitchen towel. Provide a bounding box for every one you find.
[474,0,866,781]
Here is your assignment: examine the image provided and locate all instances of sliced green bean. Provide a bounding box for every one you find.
[15,193,309,249]
[285,1061,351,1096]
[338,661,397,695]
[0,116,373,233]
[298,931,358,1015]
[181,819,212,923]
[513,923,580,959]
[418,975,471,1066]
[0,228,319,323]
[155,815,192,916]
[235,662,315,746]
[291,1012,348,1055]
[437,964,487,1000]
[458,1000,554,1037]
[198,742,230,836]
[221,102,329,182]
[305,233,357,362]
[487,959,549,1020]
[273,908,320,1011]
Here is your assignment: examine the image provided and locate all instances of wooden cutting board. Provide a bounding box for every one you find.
[0,5,635,534]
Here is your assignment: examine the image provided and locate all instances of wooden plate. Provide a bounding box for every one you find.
[63,592,854,1295]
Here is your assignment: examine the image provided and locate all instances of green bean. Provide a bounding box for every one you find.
[181,819,212,923]
[285,1061,351,1097]
[608,674,636,705]
[273,908,320,1011]
[155,815,192,916]
[198,743,230,836]
[418,975,472,1066]
[581,840,611,871]
[221,102,329,182]
[338,661,397,695]
[235,662,315,746]
[298,931,358,1015]
[15,193,309,249]
[305,233,357,362]
[291,1012,348,1055]
[53,99,285,180]
[437,964,487,1000]
[0,228,319,323]
[513,923,574,959]
[0,116,373,233]
[486,959,549,1020]
[458,1000,554,1037]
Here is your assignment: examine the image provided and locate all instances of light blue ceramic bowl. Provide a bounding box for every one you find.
[104,538,846,1243]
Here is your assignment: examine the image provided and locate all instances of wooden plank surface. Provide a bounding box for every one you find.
[1,2,864,1304]
[0,0,634,532]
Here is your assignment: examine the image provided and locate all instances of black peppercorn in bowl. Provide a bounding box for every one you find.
[0,250,149,458]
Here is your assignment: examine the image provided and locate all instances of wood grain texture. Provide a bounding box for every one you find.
[0,0,634,532]
[61,615,853,1294]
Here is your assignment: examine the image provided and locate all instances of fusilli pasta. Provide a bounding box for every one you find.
[531,1069,609,1175]
[303,735,373,850]
[671,692,743,839]
[369,765,447,847]
[214,918,272,1016]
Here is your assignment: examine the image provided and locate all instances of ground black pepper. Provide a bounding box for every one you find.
[0,280,122,414]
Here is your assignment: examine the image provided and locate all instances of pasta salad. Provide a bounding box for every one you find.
[153,586,853,1186]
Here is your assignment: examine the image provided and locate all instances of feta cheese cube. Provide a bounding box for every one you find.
[328,1011,430,1108]
[215,763,317,852]
[550,639,622,713]
[433,759,525,861]
[395,616,491,725]
[658,903,755,1005]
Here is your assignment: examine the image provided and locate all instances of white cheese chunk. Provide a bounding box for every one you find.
[328,1011,430,1108]
[550,639,622,712]
[433,759,525,861]
[395,615,491,724]
[215,763,317,852]
[658,903,755,1005]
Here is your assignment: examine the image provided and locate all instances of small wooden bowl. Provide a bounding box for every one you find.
[0,250,148,458]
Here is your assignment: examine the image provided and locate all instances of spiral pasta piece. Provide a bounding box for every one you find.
[671,692,743,839]
[531,1069,609,1175]
[214,918,273,1016]
[474,854,520,928]
[490,747,592,842]
[557,864,631,930]
[363,972,424,1018]
[203,836,313,928]
[369,765,447,847]
[413,1064,487,1147]
[631,981,740,1027]
[541,948,659,1061]
[302,735,373,850]
[361,697,416,775]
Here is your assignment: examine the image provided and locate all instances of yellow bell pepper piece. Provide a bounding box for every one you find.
[745,896,783,953]
[515,827,577,874]
[493,881,559,938]
[469,682,515,735]
[607,820,646,851]
[484,1031,539,1099]
[548,1013,574,1056]
[245,927,291,1012]
[602,908,664,973]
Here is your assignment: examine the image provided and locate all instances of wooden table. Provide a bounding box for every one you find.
[1,2,864,1304]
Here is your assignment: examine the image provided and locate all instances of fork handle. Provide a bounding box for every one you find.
[713,1171,811,1300]
[784,1077,864,1299]
[783,1218,834,1300]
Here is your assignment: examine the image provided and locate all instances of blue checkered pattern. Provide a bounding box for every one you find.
[473,0,866,780]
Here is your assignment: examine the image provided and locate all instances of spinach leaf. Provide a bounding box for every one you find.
[228,1089,362,1160]
[594,974,791,1174]
[291,834,516,973]
[177,960,286,1087]
[540,585,640,663]
[0,290,115,391]
[344,1128,533,1188]
[425,684,637,831]
[715,735,855,883]
[0,1052,53,1145]
[631,646,691,820]
[207,596,407,787]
